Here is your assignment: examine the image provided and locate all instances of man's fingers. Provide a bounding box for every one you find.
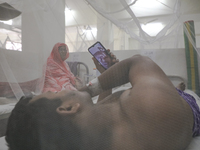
[92,57,102,67]
[92,57,98,63]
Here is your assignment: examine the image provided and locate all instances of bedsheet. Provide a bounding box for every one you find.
[0,102,16,120]
[0,136,200,150]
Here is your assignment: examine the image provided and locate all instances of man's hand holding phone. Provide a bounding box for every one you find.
[92,49,119,74]
[85,42,119,101]
[88,41,118,70]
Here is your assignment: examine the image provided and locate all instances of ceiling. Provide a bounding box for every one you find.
[65,0,200,25]
[0,0,200,46]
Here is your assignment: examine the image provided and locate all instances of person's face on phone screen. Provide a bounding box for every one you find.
[94,51,111,69]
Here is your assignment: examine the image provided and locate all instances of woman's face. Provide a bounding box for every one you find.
[58,45,68,61]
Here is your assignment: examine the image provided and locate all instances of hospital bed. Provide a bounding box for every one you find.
[0,61,89,98]
[0,75,200,150]
[66,61,89,83]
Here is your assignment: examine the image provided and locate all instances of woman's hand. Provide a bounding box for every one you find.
[92,49,119,74]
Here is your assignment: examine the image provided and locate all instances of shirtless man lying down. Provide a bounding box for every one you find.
[6,55,199,150]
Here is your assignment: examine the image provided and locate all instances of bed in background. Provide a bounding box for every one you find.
[0,61,89,98]
[0,61,90,138]
[0,97,16,138]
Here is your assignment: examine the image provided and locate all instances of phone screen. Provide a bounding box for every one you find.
[88,41,112,70]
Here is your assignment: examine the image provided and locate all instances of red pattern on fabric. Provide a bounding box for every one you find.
[42,43,77,92]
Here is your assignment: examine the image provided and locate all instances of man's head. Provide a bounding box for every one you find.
[6,90,92,150]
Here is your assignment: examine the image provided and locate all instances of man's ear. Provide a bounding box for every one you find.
[56,103,80,116]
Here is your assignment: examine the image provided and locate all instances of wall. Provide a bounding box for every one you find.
[0,48,189,86]
[68,48,188,85]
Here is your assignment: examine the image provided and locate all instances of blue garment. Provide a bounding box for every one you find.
[176,88,200,137]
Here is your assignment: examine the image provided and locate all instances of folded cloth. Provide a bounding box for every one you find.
[176,88,200,137]
[184,89,200,107]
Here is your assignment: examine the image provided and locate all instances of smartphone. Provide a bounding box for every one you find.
[88,41,112,70]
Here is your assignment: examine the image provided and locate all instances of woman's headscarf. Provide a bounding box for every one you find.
[42,43,77,92]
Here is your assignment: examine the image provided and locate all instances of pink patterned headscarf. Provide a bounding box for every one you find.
[42,43,77,93]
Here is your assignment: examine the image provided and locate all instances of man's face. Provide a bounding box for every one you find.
[58,45,68,61]
[29,90,91,104]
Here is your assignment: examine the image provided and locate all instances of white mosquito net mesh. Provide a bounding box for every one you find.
[0,0,200,100]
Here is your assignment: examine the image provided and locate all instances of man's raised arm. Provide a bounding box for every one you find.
[80,55,174,97]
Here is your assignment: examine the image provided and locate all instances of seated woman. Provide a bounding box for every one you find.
[42,42,82,93]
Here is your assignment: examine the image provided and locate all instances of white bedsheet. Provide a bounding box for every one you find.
[186,136,200,150]
[0,137,7,150]
[0,103,16,115]
[0,103,16,120]
[0,136,200,150]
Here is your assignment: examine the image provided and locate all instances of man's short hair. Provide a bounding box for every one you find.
[5,96,81,150]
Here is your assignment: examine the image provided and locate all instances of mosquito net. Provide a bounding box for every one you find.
[0,0,199,101]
